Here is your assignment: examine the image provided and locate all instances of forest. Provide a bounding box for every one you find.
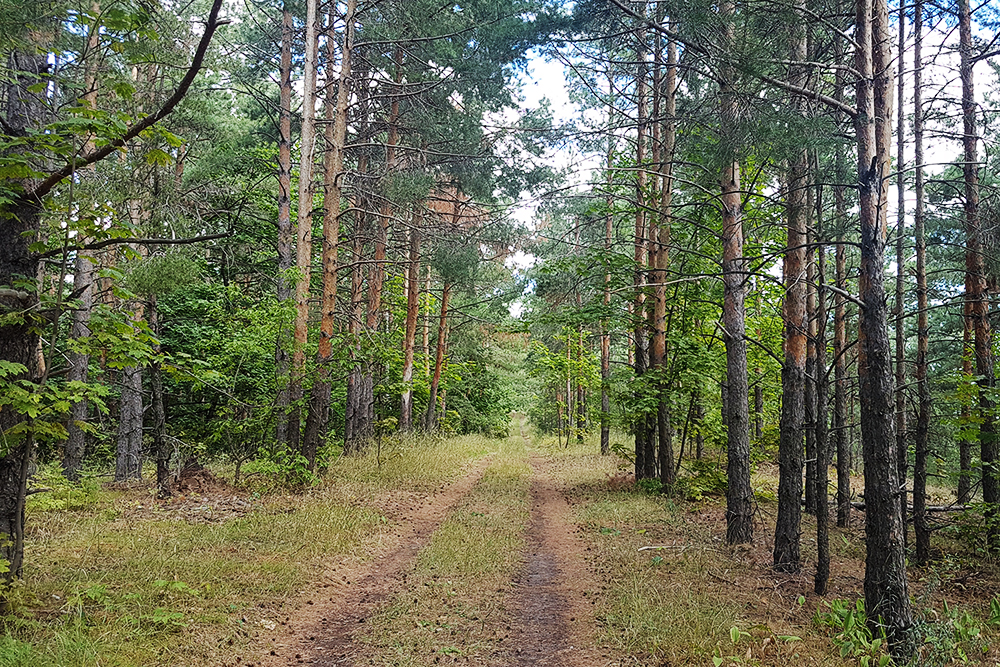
[1,0,1000,664]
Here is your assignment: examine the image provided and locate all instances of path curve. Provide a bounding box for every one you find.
[255,456,492,667]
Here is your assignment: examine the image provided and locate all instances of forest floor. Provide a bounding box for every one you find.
[9,422,1000,667]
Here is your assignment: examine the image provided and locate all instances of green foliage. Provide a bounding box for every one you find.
[125,252,201,298]
[913,599,990,665]
[0,377,109,451]
[675,459,728,501]
[814,599,892,667]
[240,448,318,490]
[25,465,101,513]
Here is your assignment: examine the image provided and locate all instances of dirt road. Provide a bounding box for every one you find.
[254,433,618,666]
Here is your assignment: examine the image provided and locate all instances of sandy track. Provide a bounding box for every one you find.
[254,457,491,667]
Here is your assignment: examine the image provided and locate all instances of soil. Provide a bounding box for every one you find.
[245,429,625,667]
[487,454,621,667]
[252,456,494,667]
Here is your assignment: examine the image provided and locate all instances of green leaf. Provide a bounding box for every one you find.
[145,148,172,166]
[730,626,740,644]
[0,360,27,378]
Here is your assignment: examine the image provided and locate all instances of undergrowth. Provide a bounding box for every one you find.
[3,432,496,666]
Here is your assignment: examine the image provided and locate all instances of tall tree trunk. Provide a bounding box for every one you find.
[424,282,452,431]
[858,0,913,652]
[344,206,367,452]
[959,305,973,503]
[894,1,908,546]
[654,31,677,487]
[275,4,294,448]
[814,176,830,594]
[833,17,851,528]
[633,19,650,480]
[601,111,613,456]
[775,3,809,569]
[805,221,817,515]
[64,8,101,479]
[150,296,170,498]
[912,0,930,563]
[0,48,49,586]
[959,0,996,548]
[115,362,144,482]
[754,380,763,440]
[303,0,356,469]
[401,217,422,431]
[64,252,93,480]
[289,0,320,452]
[719,0,751,544]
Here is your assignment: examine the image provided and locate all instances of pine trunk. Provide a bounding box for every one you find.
[858,0,913,652]
[401,220,421,431]
[814,179,830,594]
[894,3,908,545]
[289,0,320,452]
[64,253,93,480]
[959,0,996,548]
[303,0,356,468]
[424,283,452,431]
[912,0,931,562]
[275,4,294,447]
[719,1,751,543]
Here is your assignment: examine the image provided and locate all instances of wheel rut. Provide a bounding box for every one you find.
[255,457,491,667]
[486,432,616,666]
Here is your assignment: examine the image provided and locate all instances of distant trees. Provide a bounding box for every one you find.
[524,0,999,661]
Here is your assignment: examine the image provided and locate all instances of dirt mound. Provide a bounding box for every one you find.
[172,458,231,495]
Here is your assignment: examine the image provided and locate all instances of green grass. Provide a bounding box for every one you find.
[364,430,531,665]
[6,433,498,666]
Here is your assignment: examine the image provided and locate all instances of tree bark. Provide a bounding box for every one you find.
[959,0,996,548]
[401,217,422,431]
[719,0,751,543]
[633,18,650,480]
[115,362,144,482]
[805,221,816,516]
[912,0,931,563]
[857,0,913,651]
[775,6,809,567]
[601,111,613,456]
[894,0,908,546]
[654,30,677,487]
[64,252,93,480]
[275,3,294,448]
[424,282,452,431]
[150,296,170,498]
[814,175,830,595]
[303,0,356,469]
[289,0,320,453]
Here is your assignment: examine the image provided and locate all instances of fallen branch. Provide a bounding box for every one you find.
[850,502,971,513]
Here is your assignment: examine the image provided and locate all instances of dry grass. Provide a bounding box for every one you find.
[537,429,1000,666]
[363,430,531,665]
[2,433,496,667]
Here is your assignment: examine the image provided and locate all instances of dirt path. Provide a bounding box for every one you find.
[255,457,491,667]
[488,454,616,667]
[255,426,619,667]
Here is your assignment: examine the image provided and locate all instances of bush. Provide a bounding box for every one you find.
[26,464,101,513]
[675,458,728,501]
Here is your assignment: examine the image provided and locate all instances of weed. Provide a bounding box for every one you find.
[914,598,990,665]
[25,464,101,513]
[675,458,728,501]
[814,599,891,666]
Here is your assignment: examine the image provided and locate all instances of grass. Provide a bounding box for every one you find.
[4,433,497,667]
[12,425,1000,666]
[533,429,843,665]
[363,428,531,665]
